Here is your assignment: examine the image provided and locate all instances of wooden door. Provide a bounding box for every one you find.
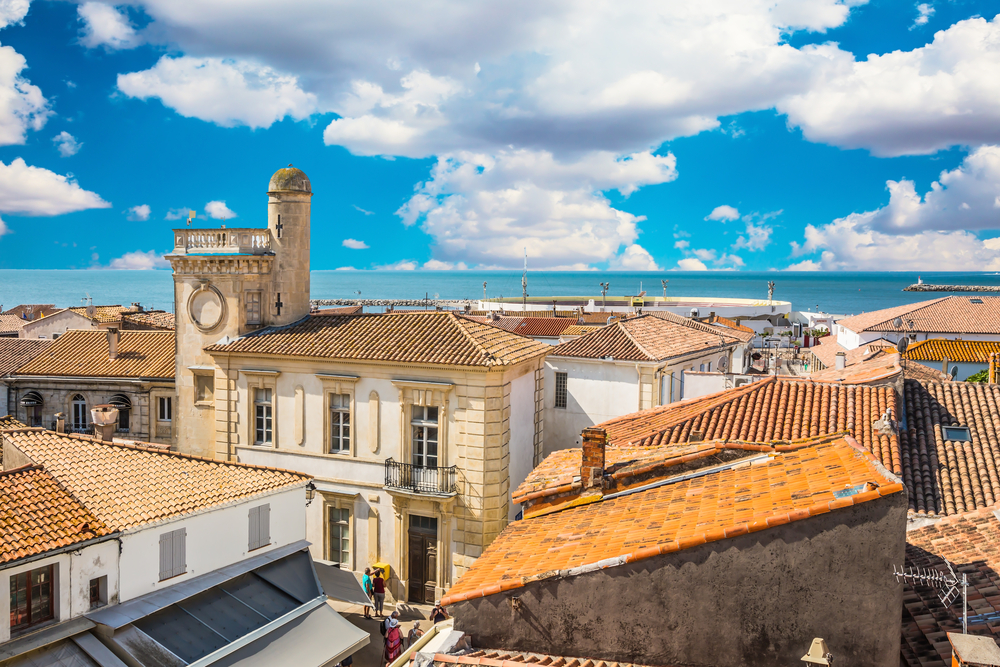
[407,516,438,604]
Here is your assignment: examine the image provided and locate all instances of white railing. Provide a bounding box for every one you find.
[172,229,272,255]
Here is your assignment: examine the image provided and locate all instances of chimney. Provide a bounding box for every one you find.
[580,427,606,490]
[835,351,846,370]
[107,327,119,360]
[90,405,118,443]
[54,412,65,434]
[942,355,950,375]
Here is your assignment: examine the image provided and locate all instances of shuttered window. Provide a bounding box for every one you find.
[159,528,187,581]
[248,504,271,551]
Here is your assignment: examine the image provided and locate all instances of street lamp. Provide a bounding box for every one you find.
[305,481,317,506]
[600,282,610,312]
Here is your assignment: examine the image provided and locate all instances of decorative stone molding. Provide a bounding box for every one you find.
[187,282,227,333]
[369,390,380,453]
[167,255,273,276]
[317,373,359,457]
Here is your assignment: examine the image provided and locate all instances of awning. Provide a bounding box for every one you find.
[19,391,42,407]
[313,560,372,607]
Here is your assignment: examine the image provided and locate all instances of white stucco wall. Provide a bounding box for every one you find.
[508,371,535,521]
[544,359,639,455]
[0,539,120,643]
[18,311,94,339]
[117,486,305,602]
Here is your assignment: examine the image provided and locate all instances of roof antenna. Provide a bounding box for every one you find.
[522,248,528,311]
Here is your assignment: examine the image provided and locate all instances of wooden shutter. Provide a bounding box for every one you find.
[159,531,173,581]
[173,528,186,578]
[260,504,270,547]
[249,505,260,550]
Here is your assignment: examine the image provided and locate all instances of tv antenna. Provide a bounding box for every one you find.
[187,210,196,227]
[600,282,610,312]
[893,559,967,634]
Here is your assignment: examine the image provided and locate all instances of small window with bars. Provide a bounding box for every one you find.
[246,291,262,325]
[329,393,351,453]
[555,372,568,409]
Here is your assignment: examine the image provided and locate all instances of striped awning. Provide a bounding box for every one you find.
[19,391,42,407]
[107,394,131,409]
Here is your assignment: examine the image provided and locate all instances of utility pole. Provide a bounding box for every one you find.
[522,248,528,311]
[600,282,610,312]
[483,281,487,301]
[661,279,668,298]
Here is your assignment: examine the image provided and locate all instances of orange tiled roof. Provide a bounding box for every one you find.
[0,337,52,375]
[431,649,661,667]
[466,316,575,338]
[904,338,1000,364]
[901,505,1000,666]
[900,359,952,383]
[314,305,363,315]
[1,304,58,318]
[551,314,741,362]
[13,329,175,378]
[809,336,894,369]
[68,304,129,323]
[2,428,310,530]
[838,296,1000,335]
[0,415,25,429]
[560,324,605,337]
[443,434,902,605]
[0,465,113,564]
[120,310,175,331]
[0,314,27,334]
[206,312,550,368]
[808,353,903,385]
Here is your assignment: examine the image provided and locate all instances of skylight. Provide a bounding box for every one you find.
[942,426,972,442]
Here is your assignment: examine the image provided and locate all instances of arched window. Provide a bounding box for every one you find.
[71,395,87,433]
[108,394,131,433]
[20,391,43,427]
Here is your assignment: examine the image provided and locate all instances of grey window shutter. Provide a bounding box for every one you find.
[260,504,270,547]
[249,506,260,550]
[159,532,172,581]
[173,529,186,578]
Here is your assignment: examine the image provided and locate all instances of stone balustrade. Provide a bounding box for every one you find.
[171,228,272,255]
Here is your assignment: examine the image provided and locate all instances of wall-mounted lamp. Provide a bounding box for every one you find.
[305,481,317,506]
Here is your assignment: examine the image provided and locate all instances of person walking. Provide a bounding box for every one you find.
[430,602,449,624]
[361,568,373,620]
[406,621,424,648]
[372,569,386,617]
[383,618,403,666]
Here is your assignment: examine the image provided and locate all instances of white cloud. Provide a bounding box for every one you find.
[610,244,660,270]
[352,205,374,215]
[204,200,236,219]
[165,207,193,220]
[126,204,150,221]
[375,260,418,270]
[911,3,934,28]
[733,218,773,251]
[335,266,357,270]
[107,250,169,269]
[780,15,1000,156]
[0,0,29,29]
[78,3,140,49]
[693,248,716,262]
[705,205,740,221]
[53,131,82,157]
[342,238,369,249]
[395,148,677,268]
[676,257,708,271]
[0,45,50,146]
[118,56,318,129]
[0,158,109,215]
[423,259,469,270]
[0,215,8,237]
[674,240,690,249]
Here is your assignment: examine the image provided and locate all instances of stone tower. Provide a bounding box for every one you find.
[267,167,312,325]
[167,166,313,459]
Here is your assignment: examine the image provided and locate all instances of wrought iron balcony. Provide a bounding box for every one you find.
[384,458,457,496]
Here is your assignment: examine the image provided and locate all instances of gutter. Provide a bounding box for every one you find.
[4,532,122,569]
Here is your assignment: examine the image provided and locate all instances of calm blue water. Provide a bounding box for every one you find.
[2,270,999,316]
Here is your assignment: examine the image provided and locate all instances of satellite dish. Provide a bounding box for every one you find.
[892,317,903,329]
[719,356,729,371]
[896,338,909,355]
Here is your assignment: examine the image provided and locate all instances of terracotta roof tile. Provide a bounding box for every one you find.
[14,329,175,378]
[314,305,363,315]
[1,304,58,318]
[808,353,903,384]
[465,316,575,338]
[0,465,113,564]
[560,324,605,337]
[0,415,25,429]
[809,336,894,369]
[2,428,310,530]
[444,435,902,606]
[902,506,1000,666]
[0,338,52,375]
[0,314,27,334]
[206,312,550,367]
[701,315,756,340]
[120,310,175,330]
[838,296,1000,335]
[551,314,741,362]
[904,339,1000,364]
[68,305,129,323]
[431,649,662,667]
[900,359,952,383]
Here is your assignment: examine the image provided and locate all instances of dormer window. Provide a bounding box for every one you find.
[942,426,972,442]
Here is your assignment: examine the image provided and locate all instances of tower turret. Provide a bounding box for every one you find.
[267,166,312,325]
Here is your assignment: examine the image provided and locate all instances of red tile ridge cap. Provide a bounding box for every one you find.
[441,463,902,607]
[512,480,582,505]
[0,463,37,477]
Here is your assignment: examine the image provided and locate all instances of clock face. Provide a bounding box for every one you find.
[188,284,227,332]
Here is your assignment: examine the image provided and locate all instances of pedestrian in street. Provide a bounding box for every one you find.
[372,568,386,617]
[383,618,403,666]
[407,621,424,648]
[430,601,448,624]
[362,568,373,619]
[380,611,399,637]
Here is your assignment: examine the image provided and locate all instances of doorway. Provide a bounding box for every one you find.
[407,515,438,604]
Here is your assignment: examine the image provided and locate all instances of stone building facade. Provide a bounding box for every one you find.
[168,167,549,601]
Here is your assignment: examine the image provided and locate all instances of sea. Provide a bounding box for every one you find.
[2,270,1000,317]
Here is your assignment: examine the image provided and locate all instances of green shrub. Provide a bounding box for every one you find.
[967,369,989,383]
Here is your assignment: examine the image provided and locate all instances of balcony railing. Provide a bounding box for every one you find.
[384,459,457,496]
[171,228,272,256]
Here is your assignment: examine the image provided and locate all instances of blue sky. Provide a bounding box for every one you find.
[0,0,997,271]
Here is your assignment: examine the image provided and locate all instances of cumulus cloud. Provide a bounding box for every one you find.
[165,207,193,220]
[107,249,169,269]
[733,218,773,251]
[705,205,740,221]
[0,215,8,237]
[676,246,744,270]
[53,131,82,157]
[0,0,29,29]
[676,257,708,271]
[395,148,677,269]
[342,238,369,249]
[118,56,318,129]
[78,3,140,49]
[0,45,50,146]
[126,204,150,221]
[911,3,934,28]
[423,259,468,270]
[0,158,109,215]
[780,15,1000,156]
[375,260,418,270]
[204,200,236,219]
[610,244,660,271]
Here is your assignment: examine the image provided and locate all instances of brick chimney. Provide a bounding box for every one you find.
[107,327,119,360]
[580,427,606,489]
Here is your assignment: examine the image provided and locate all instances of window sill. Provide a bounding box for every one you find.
[253,442,274,448]
[194,401,214,409]
[9,619,58,639]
